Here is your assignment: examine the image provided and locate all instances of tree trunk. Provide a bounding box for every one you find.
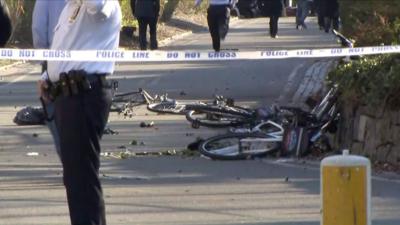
[6,0,34,46]
[160,0,180,22]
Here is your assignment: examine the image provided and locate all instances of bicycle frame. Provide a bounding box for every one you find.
[310,86,338,122]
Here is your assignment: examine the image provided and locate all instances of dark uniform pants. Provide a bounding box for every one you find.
[269,15,280,37]
[54,78,112,225]
[137,16,158,50]
[324,15,339,33]
[207,4,230,52]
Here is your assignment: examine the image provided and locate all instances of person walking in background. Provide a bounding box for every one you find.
[0,0,12,47]
[37,0,121,224]
[131,0,160,50]
[258,0,284,38]
[295,0,310,30]
[314,0,325,30]
[320,0,339,33]
[32,0,66,158]
[195,0,233,52]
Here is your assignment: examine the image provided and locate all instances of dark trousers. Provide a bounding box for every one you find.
[207,5,230,52]
[317,13,324,29]
[54,79,112,225]
[324,15,339,33]
[138,16,158,50]
[269,15,280,37]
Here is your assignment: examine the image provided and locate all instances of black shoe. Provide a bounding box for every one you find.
[150,42,158,50]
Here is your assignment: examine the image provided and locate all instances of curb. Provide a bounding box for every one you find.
[159,31,193,47]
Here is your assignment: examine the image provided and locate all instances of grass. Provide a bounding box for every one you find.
[0,60,15,68]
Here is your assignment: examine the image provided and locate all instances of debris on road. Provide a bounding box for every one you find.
[103,127,119,135]
[100,148,199,159]
[119,150,131,159]
[140,121,155,128]
[101,173,149,181]
[26,152,39,156]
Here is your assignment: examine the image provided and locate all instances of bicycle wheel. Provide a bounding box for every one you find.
[186,105,254,128]
[199,133,280,160]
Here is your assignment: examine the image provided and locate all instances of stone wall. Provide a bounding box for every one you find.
[334,105,400,164]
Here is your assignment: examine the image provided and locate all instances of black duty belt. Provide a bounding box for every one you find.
[46,70,111,100]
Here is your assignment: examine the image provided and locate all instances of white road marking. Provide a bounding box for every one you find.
[0,74,29,89]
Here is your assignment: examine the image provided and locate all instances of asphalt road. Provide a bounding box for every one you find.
[0,17,399,225]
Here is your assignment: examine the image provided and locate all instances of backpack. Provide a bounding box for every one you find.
[13,107,46,126]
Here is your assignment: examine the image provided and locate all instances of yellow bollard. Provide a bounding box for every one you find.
[321,149,371,225]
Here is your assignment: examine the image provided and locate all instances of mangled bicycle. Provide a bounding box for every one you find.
[195,86,340,160]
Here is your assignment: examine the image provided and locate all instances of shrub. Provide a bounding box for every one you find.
[339,0,400,46]
[120,0,137,27]
[330,1,400,111]
[327,54,400,111]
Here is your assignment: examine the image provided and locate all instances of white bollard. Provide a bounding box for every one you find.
[321,149,371,225]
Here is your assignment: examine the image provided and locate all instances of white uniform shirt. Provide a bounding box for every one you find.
[47,0,122,82]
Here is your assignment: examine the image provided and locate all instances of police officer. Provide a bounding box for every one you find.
[195,0,234,52]
[37,1,122,224]
[131,0,160,50]
[258,0,284,38]
[0,0,12,47]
